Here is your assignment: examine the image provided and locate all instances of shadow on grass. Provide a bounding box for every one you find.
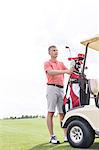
[29,142,71,150]
[90,142,99,150]
[29,142,99,150]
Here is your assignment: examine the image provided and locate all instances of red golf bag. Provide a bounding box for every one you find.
[63,53,90,114]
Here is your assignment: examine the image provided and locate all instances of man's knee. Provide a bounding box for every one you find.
[47,112,54,117]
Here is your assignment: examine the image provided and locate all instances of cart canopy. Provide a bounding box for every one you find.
[81,35,99,51]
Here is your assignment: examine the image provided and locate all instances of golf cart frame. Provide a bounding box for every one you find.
[61,35,99,148]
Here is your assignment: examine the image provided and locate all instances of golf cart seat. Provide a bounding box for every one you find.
[89,79,99,108]
[89,79,99,95]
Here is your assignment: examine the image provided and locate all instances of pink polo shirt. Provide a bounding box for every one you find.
[44,60,67,86]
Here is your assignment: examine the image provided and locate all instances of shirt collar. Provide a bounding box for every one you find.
[49,59,58,63]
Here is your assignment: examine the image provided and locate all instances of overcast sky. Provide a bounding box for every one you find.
[0,0,99,118]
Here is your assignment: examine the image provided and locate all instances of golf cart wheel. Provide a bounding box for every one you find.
[67,120,95,148]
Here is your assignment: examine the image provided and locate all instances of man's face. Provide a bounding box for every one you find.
[49,47,58,58]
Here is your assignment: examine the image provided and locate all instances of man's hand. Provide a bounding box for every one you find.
[70,60,75,70]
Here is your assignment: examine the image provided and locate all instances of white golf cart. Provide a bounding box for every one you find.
[61,35,99,148]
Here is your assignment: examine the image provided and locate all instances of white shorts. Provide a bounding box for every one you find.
[46,85,64,113]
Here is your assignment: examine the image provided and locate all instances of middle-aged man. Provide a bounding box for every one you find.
[44,45,73,144]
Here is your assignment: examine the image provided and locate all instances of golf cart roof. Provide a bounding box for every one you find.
[81,35,99,51]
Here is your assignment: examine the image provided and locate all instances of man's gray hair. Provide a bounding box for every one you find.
[48,45,56,51]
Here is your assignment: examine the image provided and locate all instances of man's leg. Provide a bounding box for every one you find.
[47,112,54,136]
[47,111,60,144]
[59,113,67,142]
[57,88,68,142]
[46,86,60,143]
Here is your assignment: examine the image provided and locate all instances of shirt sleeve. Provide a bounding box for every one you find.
[44,62,52,72]
[61,62,68,70]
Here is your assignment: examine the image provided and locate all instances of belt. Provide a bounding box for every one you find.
[47,83,63,88]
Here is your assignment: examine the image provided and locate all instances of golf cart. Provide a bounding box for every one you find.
[61,35,99,148]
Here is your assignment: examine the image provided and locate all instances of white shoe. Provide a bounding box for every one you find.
[64,136,68,142]
[49,135,60,144]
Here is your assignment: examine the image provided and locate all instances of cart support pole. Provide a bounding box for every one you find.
[82,42,89,76]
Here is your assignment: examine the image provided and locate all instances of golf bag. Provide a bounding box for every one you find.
[63,54,90,114]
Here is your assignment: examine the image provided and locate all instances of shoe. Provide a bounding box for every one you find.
[49,135,60,144]
[64,136,68,142]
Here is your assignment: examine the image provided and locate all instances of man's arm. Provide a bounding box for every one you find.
[47,69,72,75]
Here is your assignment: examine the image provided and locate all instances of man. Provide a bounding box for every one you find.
[44,45,72,144]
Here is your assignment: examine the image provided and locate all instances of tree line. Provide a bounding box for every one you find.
[3,115,46,120]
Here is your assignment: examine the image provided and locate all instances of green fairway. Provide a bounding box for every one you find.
[0,117,99,150]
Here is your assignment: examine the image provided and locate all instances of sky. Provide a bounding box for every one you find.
[0,0,99,118]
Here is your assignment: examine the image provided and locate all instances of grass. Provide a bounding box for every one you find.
[0,117,99,150]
